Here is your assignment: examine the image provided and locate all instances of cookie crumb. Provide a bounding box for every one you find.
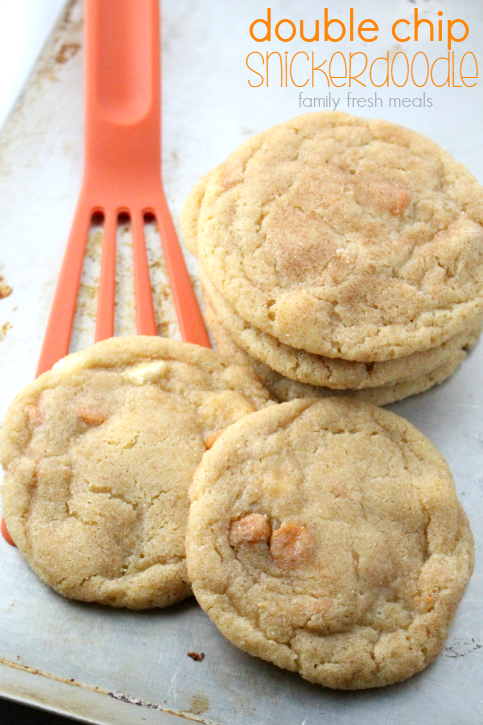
[0,277,12,299]
[0,321,11,341]
[187,651,205,662]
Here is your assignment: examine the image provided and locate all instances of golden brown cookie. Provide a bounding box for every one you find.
[204,297,474,406]
[194,112,483,361]
[186,398,474,689]
[0,336,272,609]
[202,270,481,389]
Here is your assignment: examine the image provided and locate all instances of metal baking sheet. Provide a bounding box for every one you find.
[0,1,482,723]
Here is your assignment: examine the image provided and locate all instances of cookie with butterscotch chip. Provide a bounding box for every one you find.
[182,178,483,389]
[0,336,272,610]
[194,112,483,361]
[186,398,474,689]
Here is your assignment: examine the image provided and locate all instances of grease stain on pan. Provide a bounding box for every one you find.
[2,658,216,725]
[109,690,214,724]
[0,656,106,695]
[55,42,81,64]
[189,693,210,715]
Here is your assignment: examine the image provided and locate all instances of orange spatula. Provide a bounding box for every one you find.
[1,0,210,545]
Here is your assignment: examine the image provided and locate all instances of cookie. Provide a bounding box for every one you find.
[258,355,466,407]
[186,398,474,689]
[204,298,474,406]
[194,112,483,361]
[202,270,481,389]
[0,336,272,609]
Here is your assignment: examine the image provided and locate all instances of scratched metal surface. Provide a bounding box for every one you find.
[0,0,482,723]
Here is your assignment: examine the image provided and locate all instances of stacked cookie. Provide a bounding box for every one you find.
[181,112,483,404]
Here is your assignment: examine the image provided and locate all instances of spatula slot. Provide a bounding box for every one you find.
[114,213,136,338]
[143,214,178,340]
[69,212,104,353]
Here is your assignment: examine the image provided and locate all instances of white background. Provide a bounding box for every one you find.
[0,0,65,130]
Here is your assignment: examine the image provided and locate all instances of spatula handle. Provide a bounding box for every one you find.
[84,0,161,186]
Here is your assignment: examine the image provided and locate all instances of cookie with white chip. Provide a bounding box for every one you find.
[0,336,272,609]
